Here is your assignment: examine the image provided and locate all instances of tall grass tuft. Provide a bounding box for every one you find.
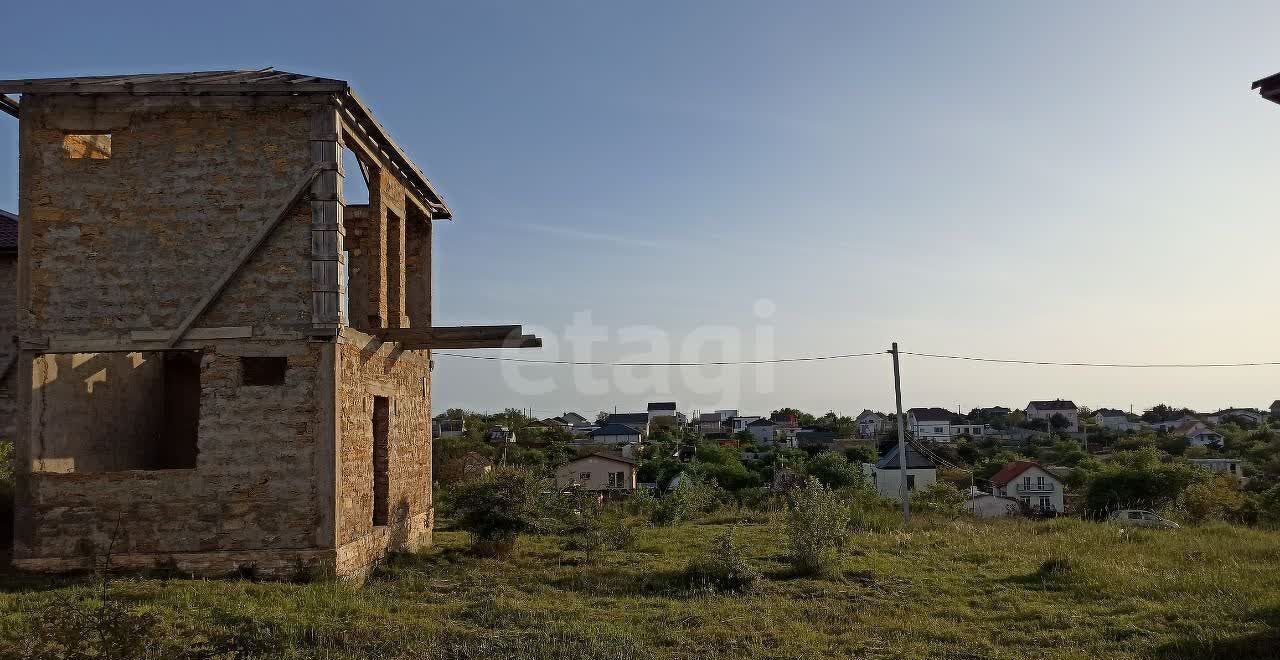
[682,526,760,594]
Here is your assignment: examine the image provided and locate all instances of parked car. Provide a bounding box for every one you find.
[1108,509,1180,529]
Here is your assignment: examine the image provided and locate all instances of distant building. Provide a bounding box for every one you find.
[1025,400,1080,432]
[865,443,937,500]
[1207,408,1265,427]
[589,423,645,446]
[1172,420,1225,448]
[855,410,889,439]
[1188,458,1245,482]
[646,401,685,425]
[729,415,762,432]
[796,429,840,449]
[746,417,777,443]
[432,416,466,439]
[697,412,725,434]
[907,407,958,442]
[1272,400,1280,419]
[486,426,516,444]
[1093,408,1141,432]
[990,461,1064,514]
[560,412,590,426]
[555,453,639,492]
[967,492,1020,518]
[605,412,650,436]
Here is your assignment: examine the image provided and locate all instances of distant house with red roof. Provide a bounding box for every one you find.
[990,461,1064,514]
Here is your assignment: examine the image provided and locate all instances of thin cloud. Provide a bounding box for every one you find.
[516,221,671,250]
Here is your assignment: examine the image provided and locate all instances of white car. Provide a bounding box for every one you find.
[1109,509,1180,529]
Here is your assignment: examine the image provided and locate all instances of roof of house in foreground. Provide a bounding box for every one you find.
[875,443,936,470]
[990,461,1052,486]
[0,68,451,219]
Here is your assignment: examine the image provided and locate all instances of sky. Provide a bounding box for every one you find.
[4,1,1280,418]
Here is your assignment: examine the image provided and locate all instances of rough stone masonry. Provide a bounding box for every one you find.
[0,69,504,579]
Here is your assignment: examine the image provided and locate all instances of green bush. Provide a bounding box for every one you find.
[785,477,849,577]
[909,481,967,514]
[444,467,559,558]
[652,476,720,526]
[682,527,760,593]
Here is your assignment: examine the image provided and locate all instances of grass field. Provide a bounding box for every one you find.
[1,514,1278,659]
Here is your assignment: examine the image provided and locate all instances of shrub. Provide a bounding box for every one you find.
[445,467,558,557]
[1036,554,1075,579]
[623,488,659,517]
[804,451,863,489]
[652,476,720,526]
[785,477,849,577]
[1180,474,1248,523]
[682,527,759,593]
[909,482,967,514]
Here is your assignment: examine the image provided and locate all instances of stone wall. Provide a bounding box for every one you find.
[334,329,431,574]
[17,95,316,340]
[14,343,325,573]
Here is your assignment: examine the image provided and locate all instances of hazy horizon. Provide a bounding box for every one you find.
[4,1,1280,417]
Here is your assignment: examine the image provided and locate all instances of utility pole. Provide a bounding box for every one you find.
[889,342,911,523]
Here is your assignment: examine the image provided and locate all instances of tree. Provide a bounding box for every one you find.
[1048,440,1088,467]
[843,444,877,465]
[1180,474,1247,523]
[804,452,863,490]
[1082,448,1197,517]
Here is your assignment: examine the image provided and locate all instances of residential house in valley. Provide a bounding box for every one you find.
[1171,419,1225,448]
[1093,408,1141,432]
[588,423,644,446]
[865,442,937,500]
[646,401,685,427]
[990,461,1064,514]
[555,453,639,492]
[967,492,1020,518]
[855,410,889,438]
[746,417,777,444]
[697,412,725,434]
[431,416,466,439]
[1188,458,1246,482]
[1025,400,1080,432]
[605,412,650,437]
[907,407,958,442]
[1207,408,1265,427]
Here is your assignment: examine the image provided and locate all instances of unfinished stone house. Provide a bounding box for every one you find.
[0,69,537,577]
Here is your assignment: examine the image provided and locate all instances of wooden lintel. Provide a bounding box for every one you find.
[372,325,522,343]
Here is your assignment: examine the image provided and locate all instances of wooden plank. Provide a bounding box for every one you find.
[372,325,522,342]
[164,163,327,347]
[398,335,542,350]
[0,95,17,118]
[131,326,252,341]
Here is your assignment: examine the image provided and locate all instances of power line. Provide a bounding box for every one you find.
[432,350,885,366]
[434,348,1280,368]
[899,351,1280,368]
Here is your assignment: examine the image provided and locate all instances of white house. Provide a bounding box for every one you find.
[855,410,889,439]
[729,415,762,432]
[907,407,957,442]
[647,401,684,425]
[588,423,645,446]
[1026,400,1079,432]
[555,453,639,492]
[432,417,465,439]
[746,417,777,444]
[1188,458,1246,482]
[1207,408,1265,427]
[1172,420,1225,448]
[990,461,1064,514]
[864,443,937,500]
[1093,408,1141,432]
[967,493,1020,518]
